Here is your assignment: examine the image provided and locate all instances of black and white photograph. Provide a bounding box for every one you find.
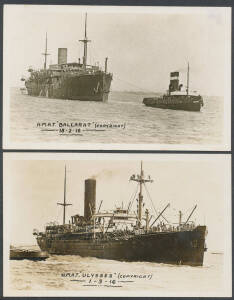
[3,153,231,296]
[3,5,231,150]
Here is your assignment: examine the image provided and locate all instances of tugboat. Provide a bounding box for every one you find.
[10,245,49,261]
[143,63,204,111]
[24,14,112,102]
[33,163,207,266]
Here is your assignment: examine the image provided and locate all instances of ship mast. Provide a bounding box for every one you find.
[130,161,153,228]
[57,166,72,225]
[186,62,190,96]
[42,32,50,70]
[79,13,91,70]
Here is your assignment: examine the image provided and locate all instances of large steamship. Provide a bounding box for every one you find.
[143,64,204,111]
[34,163,207,266]
[23,14,112,102]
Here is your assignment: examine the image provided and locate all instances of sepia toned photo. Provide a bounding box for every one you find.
[3,5,231,150]
[3,153,232,296]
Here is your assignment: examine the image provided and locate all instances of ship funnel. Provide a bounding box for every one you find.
[84,179,96,221]
[169,71,179,93]
[58,48,67,65]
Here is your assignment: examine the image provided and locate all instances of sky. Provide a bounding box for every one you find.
[4,153,231,253]
[4,5,231,96]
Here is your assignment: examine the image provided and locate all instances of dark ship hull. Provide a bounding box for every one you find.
[25,73,112,102]
[10,249,49,261]
[37,225,206,266]
[143,95,203,112]
[143,67,204,111]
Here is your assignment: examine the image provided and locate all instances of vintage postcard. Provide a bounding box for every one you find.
[3,5,231,150]
[3,153,232,296]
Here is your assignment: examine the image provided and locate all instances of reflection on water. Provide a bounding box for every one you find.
[10,88,223,146]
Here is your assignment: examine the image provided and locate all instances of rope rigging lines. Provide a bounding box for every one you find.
[127,182,139,212]
[143,182,169,224]
[114,76,154,93]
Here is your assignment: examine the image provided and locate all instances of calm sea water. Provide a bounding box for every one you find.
[8,245,225,296]
[9,88,223,146]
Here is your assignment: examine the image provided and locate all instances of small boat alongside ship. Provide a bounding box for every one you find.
[10,245,49,261]
[19,87,27,95]
[33,163,207,266]
[143,64,204,112]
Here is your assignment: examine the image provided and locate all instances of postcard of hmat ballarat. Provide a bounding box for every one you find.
[3,5,231,150]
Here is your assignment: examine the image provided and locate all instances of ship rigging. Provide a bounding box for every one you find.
[33,162,207,266]
[55,162,198,233]
[50,162,200,235]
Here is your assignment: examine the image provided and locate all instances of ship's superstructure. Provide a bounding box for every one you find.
[23,14,112,102]
[143,64,204,111]
[33,163,207,266]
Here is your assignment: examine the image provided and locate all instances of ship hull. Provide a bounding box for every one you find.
[143,96,203,112]
[37,226,206,266]
[25,73,112,102]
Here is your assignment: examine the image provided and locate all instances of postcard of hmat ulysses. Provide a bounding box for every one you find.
[3,5,231,150]
[3,153,232,296]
